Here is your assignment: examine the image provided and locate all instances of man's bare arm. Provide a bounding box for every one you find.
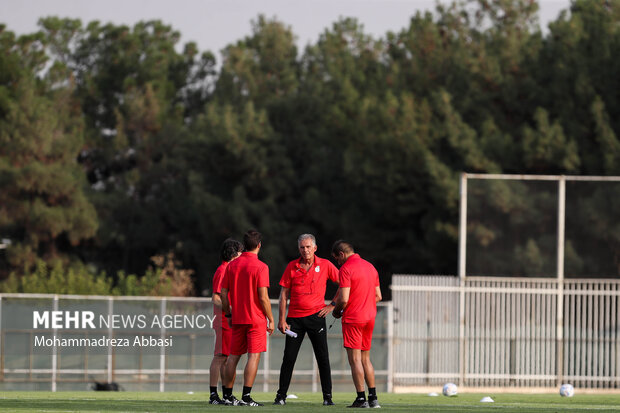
[221,288,230,315]
[278,287,290,333]
[212,292,222,309]
[333,287,350,318]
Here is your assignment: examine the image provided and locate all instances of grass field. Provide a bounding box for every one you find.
[2,392,620,412]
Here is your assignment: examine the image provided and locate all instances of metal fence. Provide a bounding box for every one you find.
[3,279,620,392]
[385,173,618,390]
[392,275,620,389]
[0,294,392,392]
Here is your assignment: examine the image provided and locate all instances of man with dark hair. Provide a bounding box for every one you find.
[332,240,382,408]
[273,234,339,406]
[209,238,244,404]
[221,229,274,406]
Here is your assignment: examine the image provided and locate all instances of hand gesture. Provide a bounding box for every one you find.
[318,304,334,318]
[278,320,290,334]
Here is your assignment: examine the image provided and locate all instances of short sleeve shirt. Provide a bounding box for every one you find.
[279,256,339,318]
[212,261,230,329]
[221,252,270,325]
[339,254,380,323]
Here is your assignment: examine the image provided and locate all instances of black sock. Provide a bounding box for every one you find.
[323,393,332,400]
[223,386,232,398]
[368,387,377,400]
[242,386,252,398]
[210,386,218,396]
[357,391,366,400]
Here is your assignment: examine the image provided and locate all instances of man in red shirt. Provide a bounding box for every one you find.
[273,234,339,406]
[209,238,243,404]
[332,240,382,408]
[221,230,275,406]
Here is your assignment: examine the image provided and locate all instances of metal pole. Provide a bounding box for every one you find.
[387,301,394,393]
[556,176,566,386]
[160,299,166,392]
[52,295,58,392]
[263,327,269,392]
[107,298,113,384]
[458,173,468,281]
[557,176,566,283]
[458,173,467,386]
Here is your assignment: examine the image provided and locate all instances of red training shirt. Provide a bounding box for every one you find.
[279,256,339,318]
[212,261,230,330]
[339,253,380,323]
[222,252,270,325]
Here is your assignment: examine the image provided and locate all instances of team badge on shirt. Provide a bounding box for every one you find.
[315,266,320,272]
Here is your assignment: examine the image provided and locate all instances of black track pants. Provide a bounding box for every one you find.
[277,312,332,396]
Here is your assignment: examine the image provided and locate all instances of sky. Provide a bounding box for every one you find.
[2,0,571,57]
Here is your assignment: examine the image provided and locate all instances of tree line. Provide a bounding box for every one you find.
[0,0,618,297]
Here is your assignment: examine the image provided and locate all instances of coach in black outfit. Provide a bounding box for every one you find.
[273,234,340,406]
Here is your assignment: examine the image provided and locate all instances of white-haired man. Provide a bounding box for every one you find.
[273,234,339,406]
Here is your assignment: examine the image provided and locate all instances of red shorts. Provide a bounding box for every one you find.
[231,323,267,355]
[214,324,231,356]
[342,319,375,351]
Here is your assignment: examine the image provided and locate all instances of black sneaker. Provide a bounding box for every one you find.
[224,395,244,406]
[273,394,286,405]
[242,395,263,406]
[323,398,335,406]
[347,398,369,408]
[368,398,381,408]
[209,394,224,405]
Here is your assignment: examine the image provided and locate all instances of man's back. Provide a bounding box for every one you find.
[213,261,230,329]
[224,252,269,325]
[339,254,379,324]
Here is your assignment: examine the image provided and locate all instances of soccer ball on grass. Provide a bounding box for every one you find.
[442,382,458,397]
[559,383,574,397]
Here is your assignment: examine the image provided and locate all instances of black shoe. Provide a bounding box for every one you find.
[347,398,369,408]
[209,394,224,405]
[242,395,263,406]
[323,398,335,406]
[224,395,244,406]
[368,398,381,408]
[273,394,286,405]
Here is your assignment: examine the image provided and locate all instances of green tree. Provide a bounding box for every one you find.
[37,18,214,277]
[2,0,619,293]
[0,28,97,275]
[215,15,299,108]
[537,0,620,174]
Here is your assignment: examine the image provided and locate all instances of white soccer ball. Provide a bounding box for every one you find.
[559,383,574,397]
[442,382,458,397]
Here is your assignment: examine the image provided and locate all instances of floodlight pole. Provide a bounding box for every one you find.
[556,176,566,386]
[458,173,468,387]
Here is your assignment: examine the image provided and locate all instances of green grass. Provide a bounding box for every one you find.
[1,392,620,412]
